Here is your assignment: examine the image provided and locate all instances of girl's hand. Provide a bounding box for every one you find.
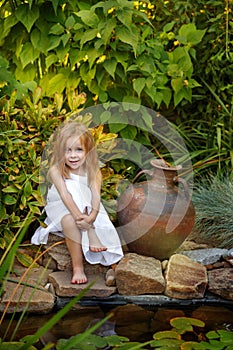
[76,214,94,230]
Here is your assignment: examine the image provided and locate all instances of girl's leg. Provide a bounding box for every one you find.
[61,214,87,284]
[87,227,107,252]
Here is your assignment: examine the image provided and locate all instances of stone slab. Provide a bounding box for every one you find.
[0,280,54,314]
[48,271,116,297]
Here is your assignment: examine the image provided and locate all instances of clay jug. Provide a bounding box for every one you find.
[117,159,195,259]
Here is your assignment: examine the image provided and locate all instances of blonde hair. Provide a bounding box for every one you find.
[51,122,100,185]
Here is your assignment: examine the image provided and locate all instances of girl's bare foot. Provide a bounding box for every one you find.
[71,267,87,284]
[88,230,107,252]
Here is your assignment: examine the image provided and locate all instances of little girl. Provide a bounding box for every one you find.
[31,122,124,284]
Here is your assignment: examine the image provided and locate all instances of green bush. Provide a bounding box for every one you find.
[192,175,233,248]
[0,0,205,108]
[0,89,123,265]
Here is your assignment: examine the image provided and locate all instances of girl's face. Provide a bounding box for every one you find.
[64,136,86,174]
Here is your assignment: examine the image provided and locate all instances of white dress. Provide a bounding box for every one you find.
[31,173,124,266]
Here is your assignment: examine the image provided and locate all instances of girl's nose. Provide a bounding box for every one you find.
[70,150,78,157]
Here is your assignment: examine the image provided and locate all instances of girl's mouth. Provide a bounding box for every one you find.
[69,160,79,165]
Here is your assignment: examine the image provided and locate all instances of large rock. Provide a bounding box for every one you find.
[0,279,54,314]
[208,268,233,300]
[44,234,71,270]
[49,270,116,297]
[0,266,55,314]
[180,248,229,265]
[115,253,165,295]
[164,254,207,299]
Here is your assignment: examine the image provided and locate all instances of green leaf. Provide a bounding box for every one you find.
[28,204,42,215]
[141,109,153,129]
[47,35,61,51]
[150,338,184,348]
[105,335,129,346]
[101,18,116,45]
[99,91,110,104]
[15,65,37,84]
[207,330,233,344]
[32,86,42,105]
[181,341,206,349]
[109,123,126,133]
[187,29,206,46]
[2,185,19,193]
[15,4,40,32]
[65,15,76,30]
[122,96,141,105]
[48,73,67,95]
[162,88,172,107]
[218,330,233,344]
[171,77,184,93]
[20,42,40,69]
[116,26,138,56]
[153,330,181,340]
[16,251,39,268]
[46,54,58,69]
[80,28,98,47]
[0,237,6,249]
[0,201,6,222]
[0,342,37,350]
[49,23,64,35]
[86,47,100,68]
[144,86,157,103]
[170,317,205,334]
[109,342,141,350]
[133,78,146,97]
[80,65,97,91]
[76,10,99,28]
[3,13,18,36]
[100,111,111,123]
[51,0,59,15]
[24,181,32,197]
[61,33,71,47]
[174,89,187,106]
[103,58,117,79]
[178,23,206,46]
[163,21,176,32]
[120,125,137,140]
[3,194,17,205]
[118,10,133,29]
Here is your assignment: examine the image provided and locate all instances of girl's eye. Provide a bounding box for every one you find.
[65,147,83,153]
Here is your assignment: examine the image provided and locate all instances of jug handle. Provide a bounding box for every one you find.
[174,177,191,201]
[133,170,153,183]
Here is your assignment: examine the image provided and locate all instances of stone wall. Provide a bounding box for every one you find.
[1,234,233,314]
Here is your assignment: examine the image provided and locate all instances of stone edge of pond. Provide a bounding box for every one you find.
[55,292,233,310]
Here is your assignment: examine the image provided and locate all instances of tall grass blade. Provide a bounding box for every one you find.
[0,212,33,295]
[19,280,97,350]
[200,79,231,117]
[59,314,113,350]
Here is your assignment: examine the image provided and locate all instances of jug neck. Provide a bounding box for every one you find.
[150,159,182,188]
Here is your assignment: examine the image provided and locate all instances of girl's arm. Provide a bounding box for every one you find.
[88,169,102,223]
[49,165,83,220]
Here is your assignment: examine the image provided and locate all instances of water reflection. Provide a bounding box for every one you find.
[1,304,233,348]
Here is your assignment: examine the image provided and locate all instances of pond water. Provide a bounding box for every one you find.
[1,303,233,348]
